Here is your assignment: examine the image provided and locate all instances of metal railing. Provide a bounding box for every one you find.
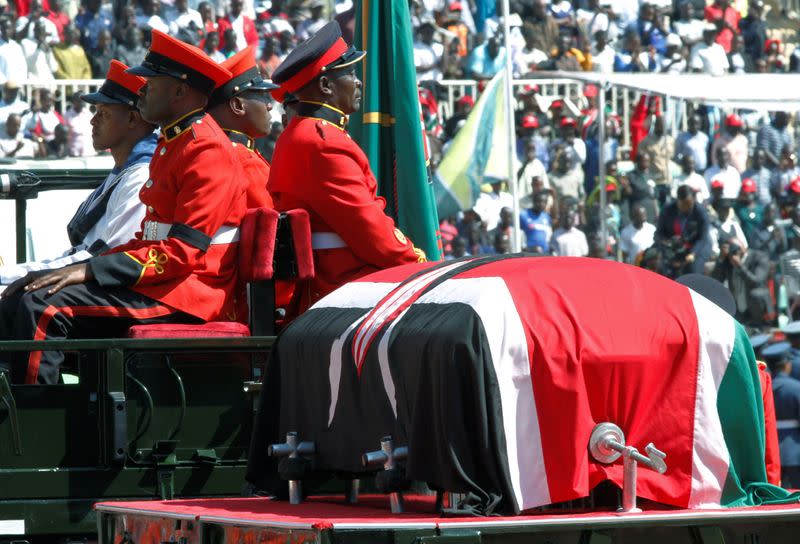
[437,77,692,152]
[17,79,104,113]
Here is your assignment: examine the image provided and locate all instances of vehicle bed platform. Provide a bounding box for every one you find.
[95,494,800,543]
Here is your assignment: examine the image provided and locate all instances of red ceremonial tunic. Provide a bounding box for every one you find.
[758,361,782,485]
[89,111,249,322]
[268,104,425,311]
[224,129,274,209]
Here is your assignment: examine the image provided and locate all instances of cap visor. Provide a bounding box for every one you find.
[126,65,161,78]
[81,91,125,105]
[251,79,280,91]
[333,49,366,70]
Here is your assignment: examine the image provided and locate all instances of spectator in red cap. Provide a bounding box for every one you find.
[735,178,764,246]
[705,147,741,199]
[775,147,800,200]
[711,113,748,173]
[517,112,549,167]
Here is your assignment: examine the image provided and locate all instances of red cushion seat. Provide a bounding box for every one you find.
[127,322,251,339]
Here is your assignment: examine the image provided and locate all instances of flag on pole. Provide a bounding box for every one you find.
[434,70,516,219]
[349,0,443,261]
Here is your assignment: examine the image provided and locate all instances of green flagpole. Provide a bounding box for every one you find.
[349,0,443,261]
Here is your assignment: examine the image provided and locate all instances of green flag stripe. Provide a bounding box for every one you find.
[718,322,768,506]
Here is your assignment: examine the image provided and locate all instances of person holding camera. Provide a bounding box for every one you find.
[654,184,709,277]
[711,237,773,325]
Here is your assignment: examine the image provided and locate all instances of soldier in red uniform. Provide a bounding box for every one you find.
[269,21,426,312]
[207,45,277,209]
[0,30,249,384]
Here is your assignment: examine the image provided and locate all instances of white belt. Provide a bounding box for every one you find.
[312,232,347,250]
[142,221,240,245]
[777,420,800,430]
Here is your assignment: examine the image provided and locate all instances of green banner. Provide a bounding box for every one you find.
[349,0,443,261]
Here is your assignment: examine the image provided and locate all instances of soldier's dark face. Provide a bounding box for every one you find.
[91,103,130,151]
[138,76,181,126]
[327,66,362,114]
[240,91,272,137]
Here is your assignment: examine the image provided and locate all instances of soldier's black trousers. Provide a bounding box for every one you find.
[0,282,196,384]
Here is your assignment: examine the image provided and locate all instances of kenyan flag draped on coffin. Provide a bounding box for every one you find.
[247,256,769,515]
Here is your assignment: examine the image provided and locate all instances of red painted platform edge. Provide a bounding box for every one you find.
[94,494,800,528]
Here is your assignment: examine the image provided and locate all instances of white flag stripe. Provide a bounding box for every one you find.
[314,281,400,310]
[328,314,369,427]
[415,277,551,511]
[687,289,735,508]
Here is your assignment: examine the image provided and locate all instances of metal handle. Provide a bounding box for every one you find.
[126,372,153,449]
[164,355,186,441]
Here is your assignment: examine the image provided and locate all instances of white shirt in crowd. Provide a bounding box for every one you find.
[674,19,705,44]
[0,97,29,136]
[167,7,203,36]
[672,171,710,203]
[689,41,730,76]
[576,9,611,38]
[15,16,59,43]
[21,38,57,82]
[0,132,37,158]
[65,108,95,158]
[704,164,742,199]
[136,13,170,34]
[619,222,656,263]
[0,39,28,84]
[413,40,444,82]
[474,189,514,231]
[551,227,589,257]
[591,44,616,73]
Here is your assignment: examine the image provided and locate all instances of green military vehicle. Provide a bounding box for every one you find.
[0,161,282,542]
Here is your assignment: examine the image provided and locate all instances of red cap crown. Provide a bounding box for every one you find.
[221,45,258,78]
[741,178,757,193]
[584,84,598,98]
[129,30,231,94]
[107,60,146,96]
[560,117,577,128]
[711,179,725,189]
[522,114,539,129]
[790,177,800,193]
[725,113,744,128]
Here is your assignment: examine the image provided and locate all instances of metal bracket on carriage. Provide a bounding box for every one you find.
[589,422,667,514]
[268,432,316,505]
[362,436,411,513]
